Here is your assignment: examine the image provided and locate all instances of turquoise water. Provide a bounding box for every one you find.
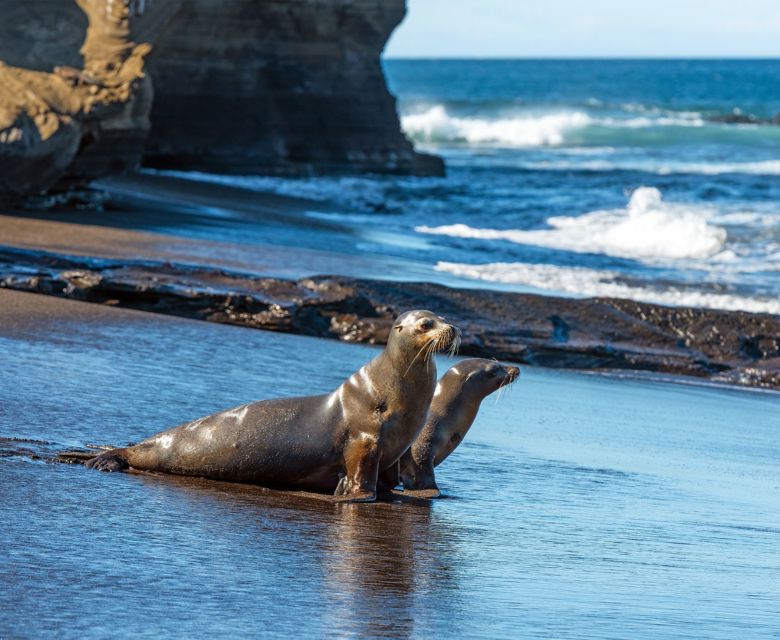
[159,60,780,314]
[1,292,779,638]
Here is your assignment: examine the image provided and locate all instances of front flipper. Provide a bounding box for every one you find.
[376,460,401,497]
[399,452,441,499]
[334,435,380,503]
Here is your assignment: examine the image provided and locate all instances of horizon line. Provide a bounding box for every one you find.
[381,55,780,61]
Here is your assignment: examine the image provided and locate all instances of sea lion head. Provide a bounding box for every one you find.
[389,310,461,361]
[447,358,520,398]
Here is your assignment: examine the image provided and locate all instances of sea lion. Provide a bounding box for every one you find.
[399,358,519,498]
[86,310,460,502]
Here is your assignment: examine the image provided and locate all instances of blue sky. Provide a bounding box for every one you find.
[385,0,780,58]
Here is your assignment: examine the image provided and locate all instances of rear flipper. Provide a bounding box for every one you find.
[399,455,441,499]
[85,449,130,472]
[56,450,102,465]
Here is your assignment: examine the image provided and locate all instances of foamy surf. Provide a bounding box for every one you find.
[401,106,592,146]
[433,261,780,315]
[401,105,716,148]
[417,187,727,261]
[517,159,780,176]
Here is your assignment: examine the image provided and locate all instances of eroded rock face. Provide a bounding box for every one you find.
[0,0,441,198]
[143,0,442,175]
[0,0,180,197]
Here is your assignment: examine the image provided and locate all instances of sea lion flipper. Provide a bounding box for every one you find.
[85,449,130,472]
[333,435,380,502]
[400,455,441,498]
[376,460,401,496]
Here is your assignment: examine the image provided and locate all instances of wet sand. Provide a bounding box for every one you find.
[0,172,416,279]
[1,289,779,639]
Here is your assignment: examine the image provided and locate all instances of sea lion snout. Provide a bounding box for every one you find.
[433,322,461,353]
[504,365,520,384]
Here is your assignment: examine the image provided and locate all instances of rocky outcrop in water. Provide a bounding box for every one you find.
[2,246,778,390]
[0,1,440,199]
[707,112,780,126]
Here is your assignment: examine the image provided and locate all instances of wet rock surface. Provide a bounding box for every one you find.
[2,246,778,390]
[706,112,780,125]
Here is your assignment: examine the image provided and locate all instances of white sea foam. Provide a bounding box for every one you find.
[434,261,780,315]
[401,106,592,146]
[401,105,709,147]
[517,159,780,176]
[656,160,780,176]
[417,187,727,261]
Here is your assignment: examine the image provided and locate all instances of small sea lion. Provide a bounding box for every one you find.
[399,358,519,498]
[86,310,460,502]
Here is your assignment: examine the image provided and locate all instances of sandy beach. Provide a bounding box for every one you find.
[0,173,390,278]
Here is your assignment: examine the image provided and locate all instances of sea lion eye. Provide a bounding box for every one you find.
[417,318,434,332]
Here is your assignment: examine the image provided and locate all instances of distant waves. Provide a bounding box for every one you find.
[399,103,780,149]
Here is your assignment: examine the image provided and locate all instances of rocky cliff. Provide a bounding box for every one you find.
[0,0,440,198]
[144,0,442,175]
[0,0,180,197]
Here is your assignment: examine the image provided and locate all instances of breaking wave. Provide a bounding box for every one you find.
[433,261,780,315]
[401,105,710,147]
[417,187,727,262]
[401,106,592,147]
[516,159,780,176]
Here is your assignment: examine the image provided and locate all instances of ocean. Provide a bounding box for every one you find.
[159,59,780,314]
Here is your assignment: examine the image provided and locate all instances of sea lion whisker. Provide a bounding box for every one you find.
[446,331,461,358]
[424,338,437,373]
[425,336,440,367]
[404,339,433,377]
[429,338,438,361]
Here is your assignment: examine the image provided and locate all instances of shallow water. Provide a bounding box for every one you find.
[1,292,779,639]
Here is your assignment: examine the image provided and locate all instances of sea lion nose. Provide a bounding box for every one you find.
[507,366,520,381]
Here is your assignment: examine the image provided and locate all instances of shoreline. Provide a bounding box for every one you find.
[1,245,778,390]
[1,172,777,391]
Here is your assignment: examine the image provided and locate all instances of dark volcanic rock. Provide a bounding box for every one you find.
[707,112,780,126]
[1,247,778,390]
[143,0,442,176]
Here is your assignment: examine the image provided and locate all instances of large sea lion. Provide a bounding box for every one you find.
[86,310,460,502]
[399,358,519,498]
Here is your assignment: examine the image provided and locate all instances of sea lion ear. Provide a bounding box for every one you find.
[394,324,403,333]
